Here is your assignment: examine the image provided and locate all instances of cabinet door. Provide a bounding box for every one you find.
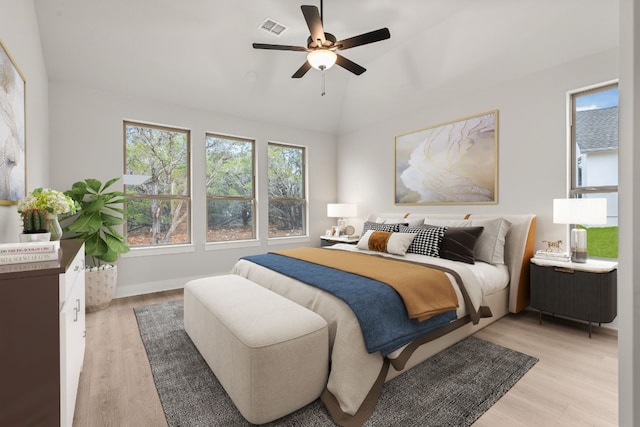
[59,248,86,427]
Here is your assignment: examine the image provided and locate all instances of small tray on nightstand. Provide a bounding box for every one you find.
[320,235,360,246]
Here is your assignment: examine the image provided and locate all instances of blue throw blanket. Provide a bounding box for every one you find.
[242,253,457,356]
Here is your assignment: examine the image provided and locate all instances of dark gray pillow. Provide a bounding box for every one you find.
[439,226,484,264]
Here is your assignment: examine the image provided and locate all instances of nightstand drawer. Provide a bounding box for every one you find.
[530,262,617,324]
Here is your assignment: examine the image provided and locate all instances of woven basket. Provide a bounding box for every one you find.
[85,266,118,312]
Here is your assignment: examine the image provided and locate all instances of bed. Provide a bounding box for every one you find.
[231,213,536,426]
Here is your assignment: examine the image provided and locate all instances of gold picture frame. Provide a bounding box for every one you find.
[394,110,498,205]
[0,37,26,205]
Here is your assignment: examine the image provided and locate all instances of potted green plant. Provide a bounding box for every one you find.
[63,177,130,312]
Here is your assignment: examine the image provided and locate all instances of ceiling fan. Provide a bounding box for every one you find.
[252,1,391,79]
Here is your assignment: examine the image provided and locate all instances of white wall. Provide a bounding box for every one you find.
[0,0,49,242]
[337,48,619,252]
[48,82,338,297]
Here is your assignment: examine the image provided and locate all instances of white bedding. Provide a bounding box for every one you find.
[231,244,509,419]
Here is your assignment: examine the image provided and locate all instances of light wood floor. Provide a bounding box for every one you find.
[73,290,618,427]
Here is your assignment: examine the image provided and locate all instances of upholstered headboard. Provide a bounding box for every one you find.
[364,213,537,313]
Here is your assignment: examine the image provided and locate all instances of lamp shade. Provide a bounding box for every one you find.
[327,203,357,218]
[307,49,337,70]
[553,198,607,225]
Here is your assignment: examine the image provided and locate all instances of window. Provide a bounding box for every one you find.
[268,143,306,238]
[205,134,255,242]
[124,121,191,247]
[570,83,618,258]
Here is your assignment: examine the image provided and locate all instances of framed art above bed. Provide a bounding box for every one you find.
[394,110,498,205]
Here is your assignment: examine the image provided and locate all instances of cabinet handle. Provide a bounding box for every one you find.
[73,298,81,322]
[554,267,575,274]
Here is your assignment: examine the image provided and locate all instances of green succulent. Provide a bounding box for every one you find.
[21,208,49,233]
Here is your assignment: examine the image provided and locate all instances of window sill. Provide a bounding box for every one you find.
[205,239,261,251]
[123,244,195,258]
[267,235,310,246]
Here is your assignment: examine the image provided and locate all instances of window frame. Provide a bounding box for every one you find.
[569,82,618,198]
[568,81,618,260]
[204,133,257,244]
[123,120,192,250]
[267,141,308,240]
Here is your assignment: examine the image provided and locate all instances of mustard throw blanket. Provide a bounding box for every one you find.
[273,247,458,321]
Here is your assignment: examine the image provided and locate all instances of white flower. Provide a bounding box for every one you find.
[17,188,78,216]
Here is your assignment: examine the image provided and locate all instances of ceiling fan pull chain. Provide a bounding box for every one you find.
[321,71,326,96]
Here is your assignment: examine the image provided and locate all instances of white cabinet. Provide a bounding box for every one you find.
[60,245,86,427]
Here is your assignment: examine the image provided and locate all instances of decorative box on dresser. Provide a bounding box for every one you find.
[0,239,85,427]
[530,257,617,337]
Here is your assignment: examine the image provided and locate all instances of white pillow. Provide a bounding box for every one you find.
[376,216,424,227]
[357,230,417,256]
[470,218,512,264]
[424,218,470,227]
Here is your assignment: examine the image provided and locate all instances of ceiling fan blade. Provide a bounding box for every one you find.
[292,61,312,78]
[336,28,391,50]
[335,54,366,75]
[301,5,326,47]
[252,43,307,52]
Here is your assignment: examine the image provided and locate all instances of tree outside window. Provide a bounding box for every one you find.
[268,143,306,238]
[205,134,255,242]
[124,121,190,247]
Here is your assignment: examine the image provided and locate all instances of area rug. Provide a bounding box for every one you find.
[135,300,538,427]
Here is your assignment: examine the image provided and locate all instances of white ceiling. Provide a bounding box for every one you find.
[33,0,619,134]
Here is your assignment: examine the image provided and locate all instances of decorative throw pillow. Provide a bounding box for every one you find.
[398,225,445,257]
[470,218,512,264]
[361,221,404,236]
[377,216,425,227]
[357,230,417,255]
[439,226,485,264]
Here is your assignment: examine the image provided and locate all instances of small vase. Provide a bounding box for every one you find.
[48,214,63,241]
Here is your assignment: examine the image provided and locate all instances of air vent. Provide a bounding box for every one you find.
[259,18,287,37]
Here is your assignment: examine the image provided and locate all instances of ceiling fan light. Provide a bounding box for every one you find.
[307,49,337,70]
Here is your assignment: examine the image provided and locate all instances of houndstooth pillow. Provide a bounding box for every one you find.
[361,221,405,236]
[398,225,445,257]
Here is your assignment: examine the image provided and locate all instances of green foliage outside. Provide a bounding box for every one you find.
[124,126,306,245]
[267,144,305,236]
[125,124,190,246]
[205,136,254,240]
[583,225,618,259]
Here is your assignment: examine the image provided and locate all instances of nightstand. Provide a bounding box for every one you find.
[530,257,617,337]
[320,235,360,247]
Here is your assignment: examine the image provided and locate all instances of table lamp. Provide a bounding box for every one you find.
[327,203,357,235]
[553,198,607,263]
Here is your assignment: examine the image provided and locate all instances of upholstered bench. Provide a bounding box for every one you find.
[183,274,329,424]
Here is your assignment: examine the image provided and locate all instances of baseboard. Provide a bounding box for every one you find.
[114,275,203,299]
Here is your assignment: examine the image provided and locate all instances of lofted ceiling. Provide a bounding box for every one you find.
[33,0,619,134]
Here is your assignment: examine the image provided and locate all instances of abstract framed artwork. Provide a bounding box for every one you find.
[0,37,26,205]
[395,110,498,205]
